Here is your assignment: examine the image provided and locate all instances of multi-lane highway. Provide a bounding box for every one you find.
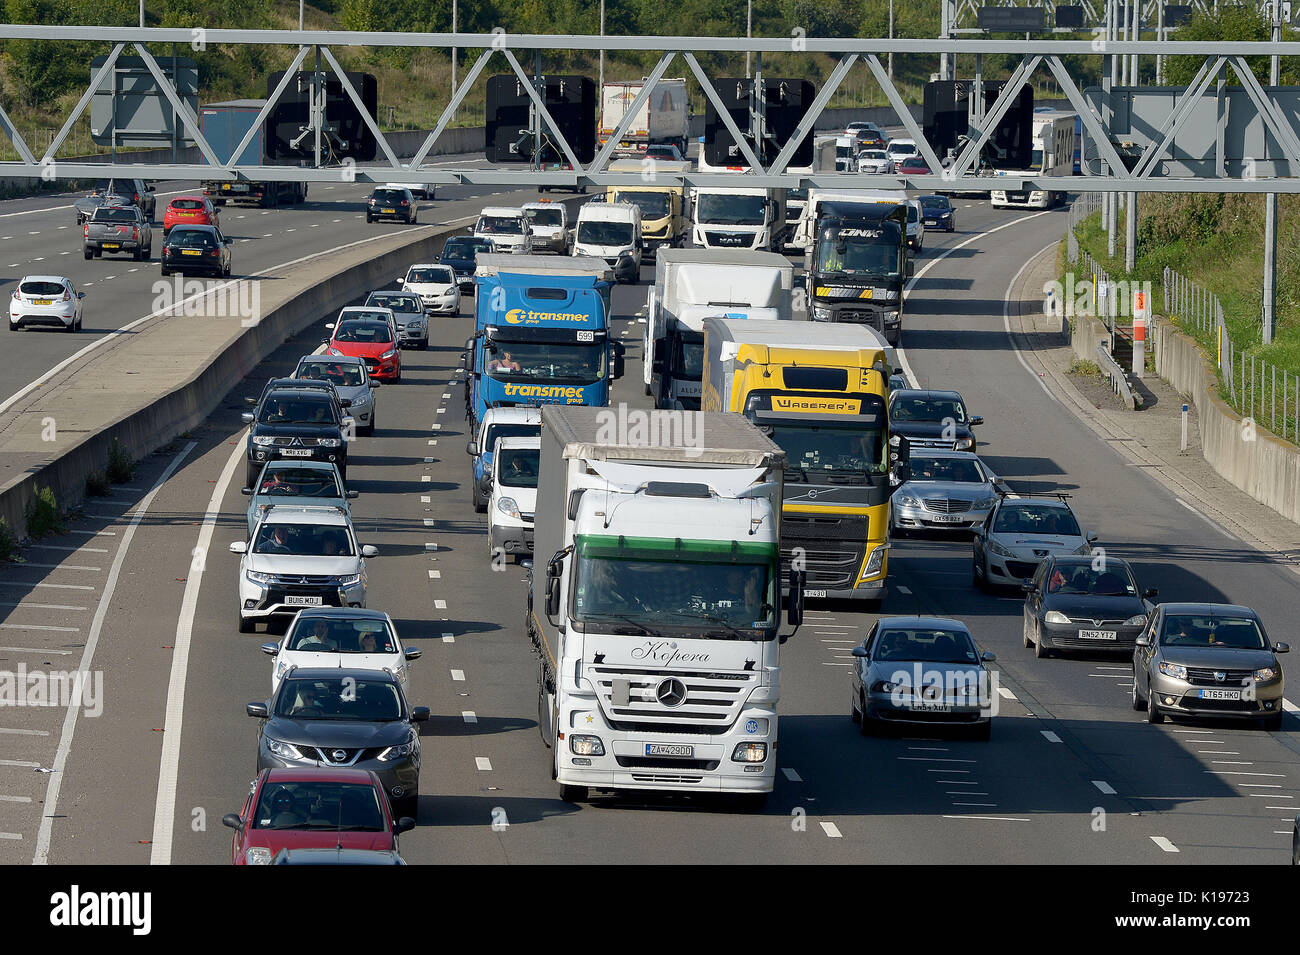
[1,185,1298,866]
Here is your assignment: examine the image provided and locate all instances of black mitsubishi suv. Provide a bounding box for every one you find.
[243,386,353,489]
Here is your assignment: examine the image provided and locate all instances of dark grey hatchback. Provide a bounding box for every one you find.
[1022,555,1157,657]
[248,668,430,817]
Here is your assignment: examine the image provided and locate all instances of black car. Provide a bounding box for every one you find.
[242,386,353,489]
[919,194,955,232]
[247,376,351,423]
[367,187,417,224]
[248,667,430,817]
[161,224,232,277]
[888,389,983,452]
[439,236,494,293]
[1022,555,1158,658]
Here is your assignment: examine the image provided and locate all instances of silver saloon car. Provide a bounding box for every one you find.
[891,450,1001,535]
[1132,603,1288,729]
[851,616,997,739]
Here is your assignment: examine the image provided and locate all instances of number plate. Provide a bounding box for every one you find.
[1078,629,1118,640]
[102,243,119,248]
[181,249,201,256]
[929,513,965,523]
[645,743,693,758]
[32,299,53,306]
[909,700,952,712]
[284,595,322,606]
[381,208,395,214]
[805,589,827,599]
[229,184,248,192]
[279,449,313,458]
[1198,688,1242,700]
[924,219,938,225]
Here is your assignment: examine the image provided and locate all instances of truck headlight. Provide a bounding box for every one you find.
[1044,611,1071,625]
[569,735,604,756]
[732,742,767,763]
[245,847,273,865]
[861,545,887,579]
[883,310,899,324]
[1158,662,1188,681]
[811,305,832,321]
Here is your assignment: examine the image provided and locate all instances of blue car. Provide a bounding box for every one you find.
[242,460,357,537]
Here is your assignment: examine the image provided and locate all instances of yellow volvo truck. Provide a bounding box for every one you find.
[702,318,898,606]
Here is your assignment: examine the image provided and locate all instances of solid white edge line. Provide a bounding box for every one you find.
[33,439,196,865]
[895,210,1054,390]
[147,438,243,865]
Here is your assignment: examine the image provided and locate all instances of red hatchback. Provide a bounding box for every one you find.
[223,767,415,866]
[896,157,932,176]
[163,195,220,237]
[325,318,402,382]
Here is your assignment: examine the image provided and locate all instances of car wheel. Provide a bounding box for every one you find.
[366,213,373,223]
[1022,619,1033,648]
[237,612,254,634]
[246,462,260,490]
[1130,670,1146,710]
[64,318,75,333]
[859,695,878,736]
[396,791,419,820]
[972,554,988,590]
[559,784,588,803]
[1033,630,1048,659]
[160,267,170,276]
[7,321,15,332]
[83,248,93,260]
[1146,683,1165,723]
[472,483,486,514]
[145,244,152,259]
[223,261,231,278]
[133,247,142,262]
[93,249,102,258]
[361,415,375,436]
[1262,712,1284,731]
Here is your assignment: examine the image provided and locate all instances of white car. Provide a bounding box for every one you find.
[385,181,435,201]
[229,505,378,634]
[857,149,892,174]
[488,436,540,562]
[261,607,421,695]
[906,199,926,252]
[887,138,920,165]
[399,263,461,315]
[10,275,85,332]
[521,200,570,254]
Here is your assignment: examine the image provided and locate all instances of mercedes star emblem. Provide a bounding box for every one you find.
[655,678,687,707]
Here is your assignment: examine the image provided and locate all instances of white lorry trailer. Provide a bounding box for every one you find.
[528,405,803,807]
[598,79,690,157]
[643,249,795,409]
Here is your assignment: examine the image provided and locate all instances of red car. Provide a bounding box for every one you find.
[896,157,932,176]
[163,195,220,237]
[325,318,402,382]
[222,768,415,866]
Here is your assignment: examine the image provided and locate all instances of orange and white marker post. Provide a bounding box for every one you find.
[1132,289,1148,379]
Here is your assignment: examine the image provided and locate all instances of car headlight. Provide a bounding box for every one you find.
[245,847,273,865]
[1158,662,1188,681]
[861,544,887,578]
[973,495,999,509]
[955,437,975,450]
[987,539,1013,557]
[246,570,275,585]
[732,742,767,763]
[1075,542,1095,555]
[251,435,275,446]
[497,496,521,520]
[351,391,371,406]
[1253,666,1278,682]
[1123,614,1149,627]
[894,494,919,507]
[335,572,363,587]
[380,348,397,360]
[275,660,290,679]
[1044,611,1071,625]
[378,732,418,761]
[569,734,604,756]
[265,737,304,760]
[317,438,342,448]
[327,347,344,357]
[871,680,900,694]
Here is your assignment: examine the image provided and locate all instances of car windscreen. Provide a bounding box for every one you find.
[257,396,337,426]
[257,467,343,499]
[525,207,564,226]
[992,505,1081,537]
[872,627,980,664]
[19,281,65,297]
[497,447,539,488]
[333,321,393,344]
[367,294,421,313]
[297,360,366,387]
[252,781,385,831]
[286,616,397,654]
[93,207,138,223]
[890,395,967,423]
[274,677,403,721]
[909,455,986,484]
[167,230,216,249]
[253,522,354,557]
[1160,615,1267,650]
[442,239,476,256]
[1045,563,1136,596]
[341,309,392,325]
[406,267,454,285]
[920,196,950,211]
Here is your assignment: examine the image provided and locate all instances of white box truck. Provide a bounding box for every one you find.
[644,249,796,409]
[529,405,802,807]
[599,79,690,157]
[690,184,786,252]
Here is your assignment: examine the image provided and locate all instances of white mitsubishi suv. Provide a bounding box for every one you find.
[230,505,378,634]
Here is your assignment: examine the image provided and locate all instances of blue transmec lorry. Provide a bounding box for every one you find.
[200,100,307,208]
[465,254,623,429]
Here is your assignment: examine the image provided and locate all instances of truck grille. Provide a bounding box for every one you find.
[704,231,754,248]
[922,498,972,513]
[904,438,958,450]
[827,307,883,330]
[781,514,869,589]
[589,666,756,730]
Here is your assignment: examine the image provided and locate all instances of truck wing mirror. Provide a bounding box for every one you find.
[786,568,806,630]
[906,258,915,277]
[545,576,562,617]
[612,342,626,380]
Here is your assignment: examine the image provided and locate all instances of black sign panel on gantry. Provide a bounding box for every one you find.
[1054,5,1085,30]
[485,74,596,163]
[924,80,1034,170]
[704,78,815,168]
[265,71,378,162]
[977,7,1047,32]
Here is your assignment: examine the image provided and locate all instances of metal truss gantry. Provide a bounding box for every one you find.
[3,27,1300,193]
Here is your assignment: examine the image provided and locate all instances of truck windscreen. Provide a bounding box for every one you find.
[572,542,777,637]
[815,236,900,278]
[484,340,606,384]
[614,192,670,219]
[763,420,887,482]
[696,193,765,226]
[673,336,704,379]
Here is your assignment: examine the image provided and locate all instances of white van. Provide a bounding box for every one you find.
[521,200,570,254]
[572,200,643,283]
[474,207,532,254]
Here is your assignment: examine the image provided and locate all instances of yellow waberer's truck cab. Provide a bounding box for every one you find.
[702,318,896,607]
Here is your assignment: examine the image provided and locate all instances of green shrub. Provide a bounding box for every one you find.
[25,487,64,540]
[0,519,17,561]
[85,470,109,497]
[1069,358,1102,378]
[106,439,135,484]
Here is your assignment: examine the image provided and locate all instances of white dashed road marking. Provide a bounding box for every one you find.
[1150,836,1180,853]
[1093,780,1117,795]
[819,822,842,838]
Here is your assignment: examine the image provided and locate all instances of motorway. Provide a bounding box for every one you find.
[2,184,1300,864]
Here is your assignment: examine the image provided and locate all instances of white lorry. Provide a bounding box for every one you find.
[599,78,690,157]
[529,405,802,807]
[792,188,908,253]
[990,111,1076,209]
[690,184,786,252]
[644,249,795,409]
